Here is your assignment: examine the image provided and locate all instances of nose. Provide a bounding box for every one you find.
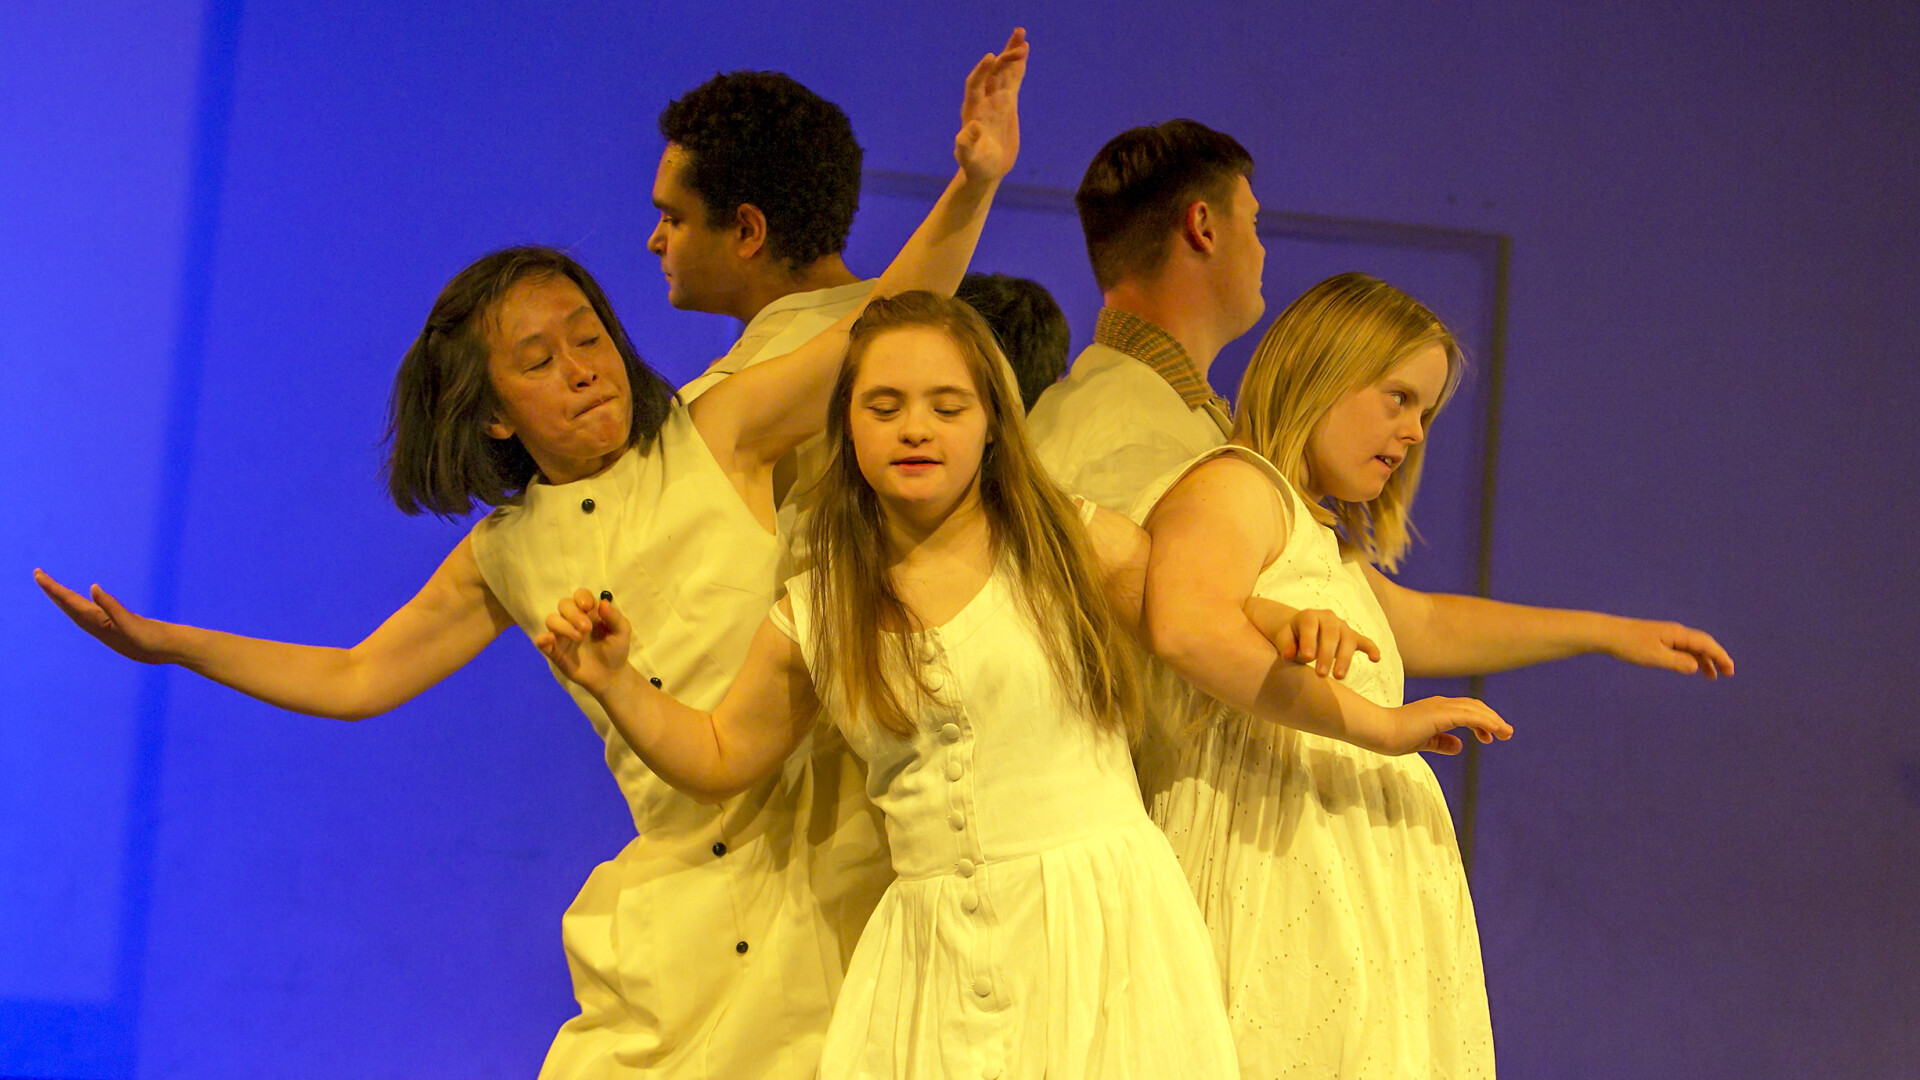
[647,219,666,256]
[898,403,933,443]
[1399,412,1426,444]
[558,347,596,388]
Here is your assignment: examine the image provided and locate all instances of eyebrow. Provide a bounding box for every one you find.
[513,304,592,350]
[857,384,978,401]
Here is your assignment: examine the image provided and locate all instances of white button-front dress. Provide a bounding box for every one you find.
[470,405,890,1079]
[776,558,1240,1080]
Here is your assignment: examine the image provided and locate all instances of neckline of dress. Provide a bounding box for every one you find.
[903,559,1004,639]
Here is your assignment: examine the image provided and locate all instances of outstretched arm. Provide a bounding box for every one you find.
[33,537,510,721]
[536,589,818,802]
[1142,456,1511,756]
[692,28,1029,476]
[1363,565,1735,680]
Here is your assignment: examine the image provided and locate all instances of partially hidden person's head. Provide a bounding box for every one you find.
[385,246,675,517]
[955,272,1071,413]
[1076,119,1263,337]
[1233,272,1463,571]
[651,71,862,316]
[806,290,1140,743]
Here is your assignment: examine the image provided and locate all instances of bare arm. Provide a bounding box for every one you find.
[691,28,1029,477]
[1363,565,1734,680]
[1082,502,1151,638]
[34,537,511,721]
[1080,497,1379,676]
[536,590,818,803]
[1142,456,1510,756]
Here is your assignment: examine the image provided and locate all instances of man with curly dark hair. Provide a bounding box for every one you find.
[651,71,874,402]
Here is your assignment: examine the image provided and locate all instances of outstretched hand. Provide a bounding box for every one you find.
[1607,619,1735,680]
[955,27,1026,183]
[1385,695,1514,756]
[534,588,633,697]
[35,568,175,664]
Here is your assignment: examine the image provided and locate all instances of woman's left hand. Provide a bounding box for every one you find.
[955,28,1026,183]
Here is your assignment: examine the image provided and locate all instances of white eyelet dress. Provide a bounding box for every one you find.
[774,556,1240,1080]
[1130,447,1495,1080]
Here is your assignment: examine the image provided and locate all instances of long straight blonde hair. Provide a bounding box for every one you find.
[1233,272,1464,570]
[804,291,1142,741]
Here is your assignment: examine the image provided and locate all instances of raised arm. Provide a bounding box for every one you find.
[1362,565,1734,680]
[536,589,819,803]
[691,28,1029,476]
[33,536,511,721]
[1142,456,1511,756]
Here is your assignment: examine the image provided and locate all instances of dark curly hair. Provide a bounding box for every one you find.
[659,71,863,270]
[383,246,675,518]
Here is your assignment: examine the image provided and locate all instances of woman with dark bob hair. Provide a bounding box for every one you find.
[35,29,1030,1080]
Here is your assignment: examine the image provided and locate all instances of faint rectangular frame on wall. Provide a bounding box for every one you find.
[867,170,1512,873]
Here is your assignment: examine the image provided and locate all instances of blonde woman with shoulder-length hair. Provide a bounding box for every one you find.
[1134,271,1733,1077]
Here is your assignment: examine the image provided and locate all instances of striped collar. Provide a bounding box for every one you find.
[1094,307,1232,435]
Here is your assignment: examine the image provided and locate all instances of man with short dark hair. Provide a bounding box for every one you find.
[1027,119,1264,512]
[650,71,874,401]
[955,271,1071,412]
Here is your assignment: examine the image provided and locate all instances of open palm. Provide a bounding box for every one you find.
[955,28,1026,183]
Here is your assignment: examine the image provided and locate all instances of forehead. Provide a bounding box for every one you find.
[653,143,695,200]
[1228,172,1258,216]
[853,326,977,392]
[488,274,593,350]
[1383,342,1451,396]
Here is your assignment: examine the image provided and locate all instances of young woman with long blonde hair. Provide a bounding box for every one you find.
[539,290,1334,1077]
[1136,271,1733,1077]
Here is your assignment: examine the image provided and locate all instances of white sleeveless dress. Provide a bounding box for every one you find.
[774,551,1239,1080]
[469,404,890,1079]
[1131,447,1495,1079]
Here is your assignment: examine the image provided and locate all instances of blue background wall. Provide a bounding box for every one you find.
[6,1,1917,1076]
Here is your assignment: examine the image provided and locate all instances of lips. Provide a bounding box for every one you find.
[576,395,619,418]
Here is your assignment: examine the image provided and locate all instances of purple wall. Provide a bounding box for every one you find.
[7,1,1916,1076]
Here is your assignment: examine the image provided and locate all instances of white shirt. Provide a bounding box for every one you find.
[678,279,874,402]
[1027,342,1230,515]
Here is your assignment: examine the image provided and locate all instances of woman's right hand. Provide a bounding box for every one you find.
[35,569,177,664]
[535,588,634,698]
[1377,695,1513,756]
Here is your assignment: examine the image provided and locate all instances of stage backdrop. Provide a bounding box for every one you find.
[6,1,1917,1077]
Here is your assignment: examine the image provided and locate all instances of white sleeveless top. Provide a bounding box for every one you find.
[470,403,886,1080]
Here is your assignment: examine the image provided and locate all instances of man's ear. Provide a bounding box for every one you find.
[1180,198,1218,256]
[731,203,769,260]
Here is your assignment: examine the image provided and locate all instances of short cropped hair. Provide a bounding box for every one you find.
[956,273,1071,412]
[1076,120,1254,292]
[384,246,675,518]
[659,72,862,270]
